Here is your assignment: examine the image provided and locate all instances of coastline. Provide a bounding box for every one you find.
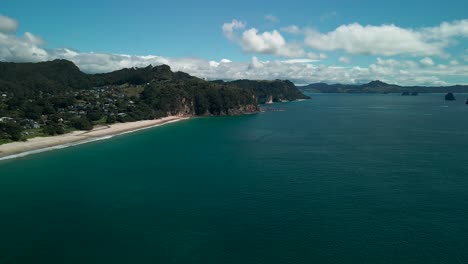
[0,116,190,161]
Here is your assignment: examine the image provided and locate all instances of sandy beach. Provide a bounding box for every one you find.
[0,116,189,160]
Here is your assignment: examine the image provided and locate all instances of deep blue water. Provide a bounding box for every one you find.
[0,94,467,263]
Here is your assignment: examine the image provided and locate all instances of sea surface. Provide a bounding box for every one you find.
[1,94,468,264]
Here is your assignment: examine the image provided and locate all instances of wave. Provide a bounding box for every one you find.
[0,135,116,161]
[0,118,189,162]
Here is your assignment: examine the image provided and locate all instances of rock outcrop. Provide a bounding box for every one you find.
[445,93,456,101]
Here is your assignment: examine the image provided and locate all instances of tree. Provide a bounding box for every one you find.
[72,117,93,130]
[106,115,116,124]
[87,110,103,122]
[0,121,23,141]
[43,122,65,136]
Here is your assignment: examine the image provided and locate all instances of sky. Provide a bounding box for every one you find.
[1,0,468,85]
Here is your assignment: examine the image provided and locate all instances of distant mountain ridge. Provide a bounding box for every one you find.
[299,80,468,94]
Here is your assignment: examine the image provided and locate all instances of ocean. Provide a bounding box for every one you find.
[0,94,467,263]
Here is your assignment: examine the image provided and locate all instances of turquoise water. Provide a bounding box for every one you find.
[1,94,468,263]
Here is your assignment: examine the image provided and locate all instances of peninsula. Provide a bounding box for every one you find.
[0,60,308,158]
[299,80,468,94]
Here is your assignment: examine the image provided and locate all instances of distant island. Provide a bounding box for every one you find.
[0,59,308,151]
[298,80,468,94]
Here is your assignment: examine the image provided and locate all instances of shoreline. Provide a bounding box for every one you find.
[0,116,190,161]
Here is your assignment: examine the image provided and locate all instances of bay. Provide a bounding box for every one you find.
[1,94,468,263]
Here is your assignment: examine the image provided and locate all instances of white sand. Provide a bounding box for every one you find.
[0,116,189,160]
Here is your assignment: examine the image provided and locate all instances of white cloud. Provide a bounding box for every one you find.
[304,19,468,57]
[248,56,264,70]
[305,23,444,56]
[264,15,279,23]
[241,28,304,58]
[281,58,318,64]
[2,39,468,86]
[222,19,246,41]
[339,56,351,64]
[223,20,307,58]
[307,52,327,60]
[0,15,18,33]
[224,19,468,59]
[1,15,468,86]
[0,31,48,62]
[463,50,468,62]
[24,32,44,45]
[423,19,468,39]
[420,57,434,66]
[281,25,301,34]
[2,35,467,86]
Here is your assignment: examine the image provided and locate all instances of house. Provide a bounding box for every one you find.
[0,117,14,123]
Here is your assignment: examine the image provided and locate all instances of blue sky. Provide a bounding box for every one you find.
[1,0,468,85]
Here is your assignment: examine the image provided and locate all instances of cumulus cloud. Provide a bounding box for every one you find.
[1,15,468,86]
[2,39,468,86]
[223,19,306,58]
[225,18,468,59]
[304,19,468,57]
[420,57,435,66]
[463,50,468,62]
[241,28,304,57]
[170,56,468,86]
[339,56,351,64]
[222,19,246,41]
[0,15,18,33]
[281,25,301,34]
[423,19,468,39]
[305,23,444,56]
[281,58,319,64]
[0,30,48,62]
[307,52,327,60]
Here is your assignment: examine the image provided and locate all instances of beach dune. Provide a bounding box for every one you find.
[0,116,189,160]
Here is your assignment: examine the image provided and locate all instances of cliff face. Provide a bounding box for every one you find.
[0,60,261,117]
[140,76,260,117]
[213,79,310,104]
[160,97,258,117]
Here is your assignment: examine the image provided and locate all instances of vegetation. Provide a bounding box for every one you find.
[299,80,468,94]
[0,121,23,141]
[0,60,308,143]
[214,79,310,103]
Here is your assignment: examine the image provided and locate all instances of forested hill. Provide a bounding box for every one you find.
[0,60,309,143]
[0,59,309,101]
[299,80,468,94]
[0,60,193,96]
[212,79,310,103]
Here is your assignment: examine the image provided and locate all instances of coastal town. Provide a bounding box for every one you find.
[0,84,146,144]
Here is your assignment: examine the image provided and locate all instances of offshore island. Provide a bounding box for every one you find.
[0,60,309,159]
